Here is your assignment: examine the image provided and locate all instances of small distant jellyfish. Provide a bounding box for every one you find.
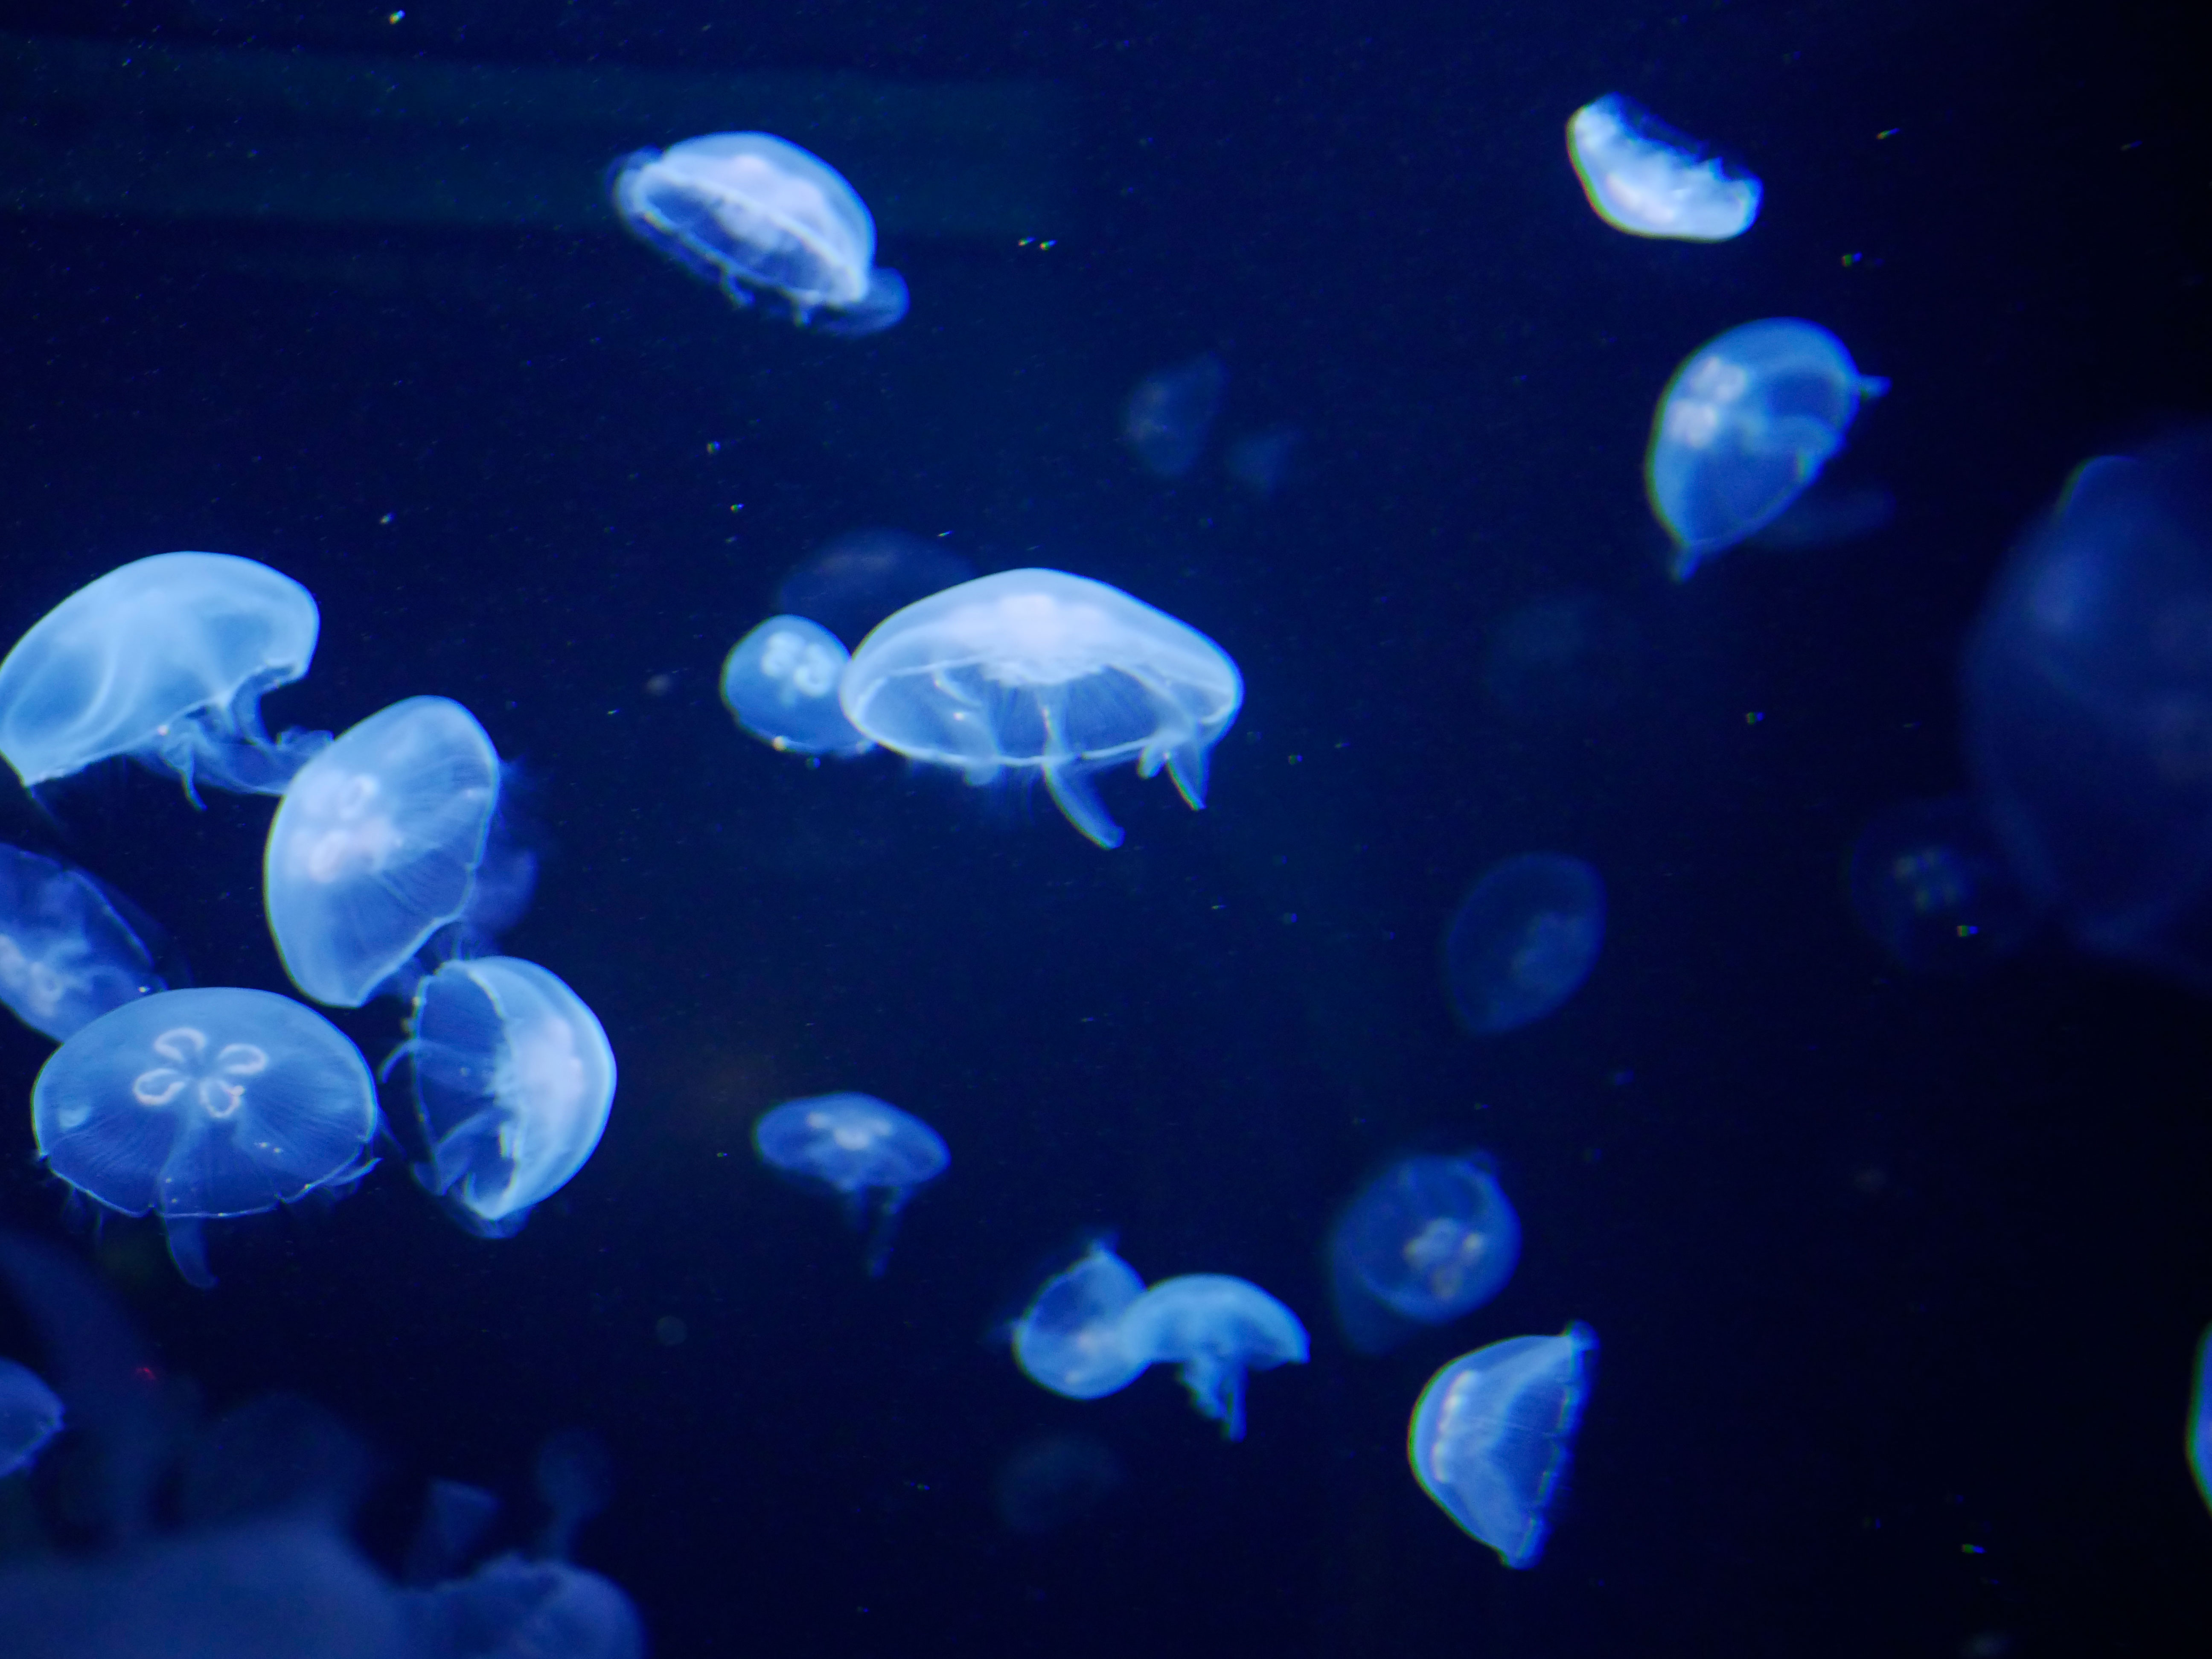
[1115,1274,1309,1441]
[1847,796,2038,972]
[839,569,1243,849]
[1566,94,1760,242]
[993,1434,1125,1535]
[753,1093,948,1275]
[1123,354,1227,479]
[1327,1153,1521,1354]
[401,957,618,1238]
[31,987,378,1288]
[775,528,977,647]
[720,617,873,756]
[1444,854,1606,1035]
[0,844,171,1041]
[1647,319,1888,579]
[1407,1322,1598,1569]
[1012,1241,1150,1400]
[1481,592,1643,726]
[0,1357,64,1478]
[611,132,908,335]
[0,551,329,797]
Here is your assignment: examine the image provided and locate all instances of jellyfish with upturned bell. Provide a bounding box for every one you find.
[1566,94,1760,242]
[1327,1153,1521,1353]
[1116,1273,1308,1441]
[1011,1241,1150,1400]
[753,1093,948,1275]
[0,844,174,1042]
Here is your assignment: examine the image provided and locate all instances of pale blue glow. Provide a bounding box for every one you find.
[1117,1273,1308,1441]
[2192,1324,2212,1516]
[1567,95,1759,241]
[1012,1243,1150,1400]
[721,616,872,756]
[754,1093,948,1275]
[0,844,168,1041]
[0,1357,64,1478]
[1123,354,1226,479]
[1444,853,1606,1034]
[1328,1153,1520,1353]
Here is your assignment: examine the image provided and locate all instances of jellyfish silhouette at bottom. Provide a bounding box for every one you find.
[1116,1274,1309,1441]
[1011,1242,1150,1400]
[1327,1153,1521,1353]
[1408,1321,1598,1569]
[753,1093,948,1275]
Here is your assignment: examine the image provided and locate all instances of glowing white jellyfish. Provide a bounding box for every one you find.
[1116,1274,1308,1441]
[753,1093,949,1275]
[720,617,872,756]
[1566,95,1760,242]
[1011,1242,1150,1400]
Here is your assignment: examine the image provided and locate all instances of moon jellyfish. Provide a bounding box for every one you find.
[1123,353,1226,479]
[1011,1241,1150,1400]
[1225,425,1299,498]
[1481,592,1642,726]
[0,552,328,797]
[1444,853,1606,1034]
[1327,1153,1521,1354]
[994,1434,1125,1536]
[1647,320,1888,579]
[611,132,908,335]
[840,569,1243,849]
[2192,1324,2212,1516]
[720,617,873,756]
[1566,94,1760,242]
[752,1093,948,1275]
[264,697,503,1008]
[1848,795,2038,972]
[1962,430,2212,988]
[0,1358,64,1477]
[401,958,617,1238]
[31,988,377,1288]
[1117,1274,1308,1441]
[1408,1321,1598,1569]
[775,528,976,647]
[0,846,170,1041]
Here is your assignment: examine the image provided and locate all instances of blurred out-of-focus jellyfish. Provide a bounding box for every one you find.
[776,529,977,647]
[753,1093,949,1275]
[0,552,328,797]
[1848,795,2038,972]
[1482,592,1642,726]
[265,697,503,1008]
[0,845,170,1041]
[611,132,908,335]
[1647,320,1888,579]
[1408,1321,1598,1569]
[2192,1324,2212,1516]
[405,1555,646,1659]
[1566,94,1760,241]
[1116,1274,1309,1441]
[1327,1153,1521,1353]
[1225,425,1299,499]
[720,617,873,756]
[840,569,1243,849]
[1962,430,2212,988]
[534,1428,614,1560]
[0,1357,64,1477]
[401,958,617,1239]
[994,1433,1126,1535]
[1444,853,1606,1034]
[1012,1241,1150,1400]
[1124,354,1226,479]
[32,987,377,1288]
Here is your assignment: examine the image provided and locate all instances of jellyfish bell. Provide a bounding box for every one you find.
[774,528,976,648]
[0,845,172,1042]
[1011,1241,1150,1400]
[1123,354,1227,479]
[1116,1273,1308,1441]
[611,131,908,335]
[1443,854,1607,1035]
[1327,1153,1522,1353]
[839,568,1243,850]
[753,1093,949,1275]
[1847,795,2039,972]
[0,551,329,799]
[720,617,873,757]
[1566,94,1760,242]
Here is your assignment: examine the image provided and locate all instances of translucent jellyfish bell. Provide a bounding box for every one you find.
[1123,354,1227,479]
[1011,1242,1150,1400]
[0,552,327,797]
[752,1093,949,1275]
[31,987,377,1288]
[1846,795,2038,972]
[1407,1322,1598,1569]
[402,958,617,1239]
[0,845,171,1041]
[611,132,908,335]
[839,569,1243,850]
[1566,95,1760,242]
[264,697,503,1008]
[1647,319,1888,579]
[720,617,873,756]
[1116,1274,1308,1441]
[1443,853,1606,1034]
[776,529,977,648]
[0,1356,64,1478]
[1327,1154,1521,1353]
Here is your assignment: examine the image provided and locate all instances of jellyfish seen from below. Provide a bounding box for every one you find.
[1848,795,2038,972]
[1012,1241,1150,1400]
[720,617,873,756]
[840,569,1243,849]
[1116,1274,1309,1441]
[1566,94,1760,241]
[0,1357,64,1478]
[1647,320,1888,579]
[776,528,977,647]
[264,696,503,1008]
[1124,353,1227,479]
[402,958,617,1239]
[1962,430,2212,989]
[1408,1322,1598,1569]
[2191,1324,2212,1516]
[753,1093,949,1275]
[0,845,171,1042]
[1327,1154,1521,1354]
[0,552,328,797]
[31,988,377,1288]
[611,132,908,334]
[1444,854,1606,1034]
